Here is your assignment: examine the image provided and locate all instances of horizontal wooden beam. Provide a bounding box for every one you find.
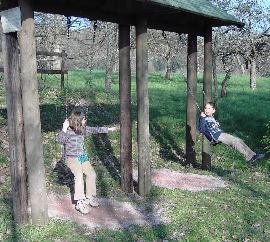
[37,69,68,74]
[36,50,67,57]
[0,67,67,75]
[0,48,67,57]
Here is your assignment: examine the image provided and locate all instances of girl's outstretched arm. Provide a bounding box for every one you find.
[108,126,120,132]
[85,126,109,136]
[85,125,120,136]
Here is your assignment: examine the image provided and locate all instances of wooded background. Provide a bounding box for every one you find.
[1,0,269,94]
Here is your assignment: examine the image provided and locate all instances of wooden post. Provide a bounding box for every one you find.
[2,32,28,224]
[19,0,48,225]
[202,27,213,170]
[186,34,197,166]
[61,50,65,90]
[119,24,133,193]
[136,16,151,196]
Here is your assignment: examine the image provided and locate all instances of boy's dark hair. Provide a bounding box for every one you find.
[206,102,216,109]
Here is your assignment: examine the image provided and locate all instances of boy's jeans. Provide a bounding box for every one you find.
[217,133,255,161]
[66,157,97,201]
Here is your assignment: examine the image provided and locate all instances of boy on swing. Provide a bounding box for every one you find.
[199,102,264,164]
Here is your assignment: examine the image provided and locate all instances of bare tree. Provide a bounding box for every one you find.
[234,0,270,89]
[104,23,118,91]
[148,30,184,79]
[211,0,270,90]
[34,13,66,70]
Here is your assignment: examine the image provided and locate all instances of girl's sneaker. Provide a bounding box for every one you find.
[75,199,90,214]
[85,196,99,207]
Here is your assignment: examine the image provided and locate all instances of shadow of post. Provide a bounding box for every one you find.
[150,122,186,165]
[92,134,121,196]
[53,159,75,203]
[186,124,196,167]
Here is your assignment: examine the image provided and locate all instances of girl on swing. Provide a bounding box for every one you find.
[57,108,119,214]
[199,102,264,164]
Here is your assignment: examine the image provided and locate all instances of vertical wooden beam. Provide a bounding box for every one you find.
[136,16,151,196]
[60,50,65,90]
[202,27,213,170]
[19,0,48,225]
[2,32,28,224]
[119,24,133,193]
[186,34,197,167]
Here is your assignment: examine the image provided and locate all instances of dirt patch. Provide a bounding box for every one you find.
[134,168,228,192]
[48,169,228,230]
[48,193,167,230]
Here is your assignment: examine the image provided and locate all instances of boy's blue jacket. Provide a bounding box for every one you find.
[198,116,222,142]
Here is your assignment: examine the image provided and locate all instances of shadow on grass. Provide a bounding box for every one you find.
[0,108,7,121]
[211,163,270,201]
[94,224,170,241]
[210,165,238,179]
[92,134,121,197]
[231,173,270,201]
[39,103,120,133]
[53,159,75,203]
[150,122,186,165]
[40,104,87,132]
[215,92,270,149]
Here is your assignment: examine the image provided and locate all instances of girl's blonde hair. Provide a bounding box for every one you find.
[68,109,86,135]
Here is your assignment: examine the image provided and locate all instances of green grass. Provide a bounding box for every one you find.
[0,70,269,241]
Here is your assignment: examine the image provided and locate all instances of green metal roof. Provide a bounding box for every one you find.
[0,0,244,34]
[148,0,243,27]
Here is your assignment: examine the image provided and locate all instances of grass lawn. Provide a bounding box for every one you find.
[0,70,269,241]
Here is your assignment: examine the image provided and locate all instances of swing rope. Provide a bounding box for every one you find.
[64,16,72,119]
[185,81,203,113]
[52,16,72,163]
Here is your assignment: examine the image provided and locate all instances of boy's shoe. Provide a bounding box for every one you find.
[75,199,90,214]
[249,153,265,164]
[85,196,99,207]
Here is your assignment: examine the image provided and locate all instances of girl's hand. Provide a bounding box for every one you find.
[62,119,69,133]
[201,112,206,117]
[108,126,120,132]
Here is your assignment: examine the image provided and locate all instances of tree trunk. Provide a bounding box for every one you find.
[236,55,245,74]
[60,50,65,90]
[186,34,197,167]
[2,32,28,224]
[105,68,113,91]
[19,0,48,225]
[202,27,212,170]
[136,16,151,196]
[165,58,171,80]
[119,24,133,193]
[250,58,256,90]
[105,53,116,92]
